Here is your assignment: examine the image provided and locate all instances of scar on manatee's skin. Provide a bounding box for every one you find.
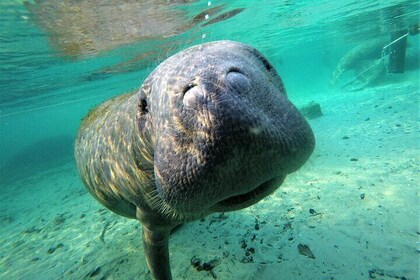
[75,40,315,280]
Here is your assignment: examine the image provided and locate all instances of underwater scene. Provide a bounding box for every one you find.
[1,0,419,279]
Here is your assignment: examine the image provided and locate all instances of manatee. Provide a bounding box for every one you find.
[75,40,315,280]
[331,37,387,87]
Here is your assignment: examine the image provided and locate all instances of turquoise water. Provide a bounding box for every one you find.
[1,0,418,175]
[0,0,418,175]
[1,0,419,279]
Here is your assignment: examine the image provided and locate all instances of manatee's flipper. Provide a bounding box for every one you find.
[354,59,386,84]
[341,59,386,91]
[142,227,172,280]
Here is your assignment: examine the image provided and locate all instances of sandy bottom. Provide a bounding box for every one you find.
[0,81,418,280]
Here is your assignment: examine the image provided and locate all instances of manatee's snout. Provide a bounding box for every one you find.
[182,68,251,109]
[180,62,313,175]
[144,41,315,218]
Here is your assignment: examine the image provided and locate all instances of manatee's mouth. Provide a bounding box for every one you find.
[214,176,284,210]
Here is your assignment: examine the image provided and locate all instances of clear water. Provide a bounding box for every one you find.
[0,0,419,279]
[1,0,418,173]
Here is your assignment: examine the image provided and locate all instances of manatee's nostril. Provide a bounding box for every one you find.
[182,83,195,95]
[183,85,204,108]
[227,67,242,74]
[226,70,251,92]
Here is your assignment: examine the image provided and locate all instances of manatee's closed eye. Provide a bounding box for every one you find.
[137,90,149,132]
[140,98,148,114]
[246,48,273,71]
[258,55,273,71]
[139,91,148,115]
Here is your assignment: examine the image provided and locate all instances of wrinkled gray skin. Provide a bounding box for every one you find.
[75,40,315,280]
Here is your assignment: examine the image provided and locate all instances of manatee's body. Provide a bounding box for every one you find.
[331,38,387,89]
[75,40,315,280]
